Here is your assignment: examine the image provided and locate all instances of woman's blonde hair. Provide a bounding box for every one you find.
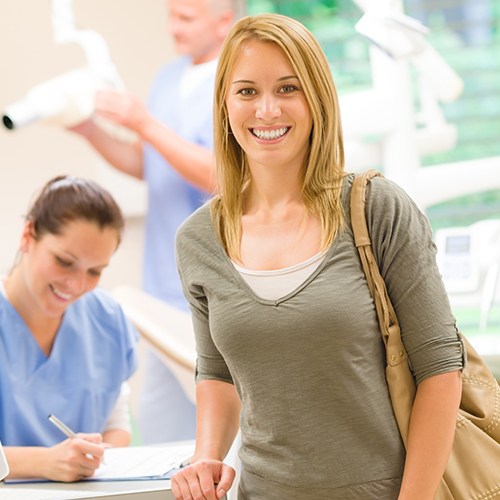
[212,13,345,258]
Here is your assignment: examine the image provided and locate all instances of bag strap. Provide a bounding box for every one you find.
[350,170,409,367]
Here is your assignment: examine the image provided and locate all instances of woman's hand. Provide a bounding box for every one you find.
[171,380,241,499]
[44,435,106,482]
[171,459,236,500]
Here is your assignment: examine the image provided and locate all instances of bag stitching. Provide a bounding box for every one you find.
[461,379,500,435]
[471,484,500,500]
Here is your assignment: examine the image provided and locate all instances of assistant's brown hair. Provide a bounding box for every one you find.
[27,175,125,245]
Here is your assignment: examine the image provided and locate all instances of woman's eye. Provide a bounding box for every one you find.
[280,84,297,94]
[238,88,256,96]
[55,257,72,268]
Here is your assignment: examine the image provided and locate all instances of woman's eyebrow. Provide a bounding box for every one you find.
[231,75,299,85]
[231,79,254,85]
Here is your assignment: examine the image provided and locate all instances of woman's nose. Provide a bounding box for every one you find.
[65,271,87,294]
[255,94,281,120]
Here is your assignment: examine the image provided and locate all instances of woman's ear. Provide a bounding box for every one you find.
[20,220,35,253]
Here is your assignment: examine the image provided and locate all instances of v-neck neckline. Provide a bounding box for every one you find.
[0,286,63,365]
[202,173,352,306]
[214,228,339,306]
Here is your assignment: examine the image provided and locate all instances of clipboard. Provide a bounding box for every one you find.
[89,443,194,481]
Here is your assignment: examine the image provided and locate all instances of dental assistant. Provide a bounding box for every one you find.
[0,176,138,482]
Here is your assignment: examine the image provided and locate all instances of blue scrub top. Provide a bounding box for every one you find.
[142,56,213,310]
[0,288,138,446]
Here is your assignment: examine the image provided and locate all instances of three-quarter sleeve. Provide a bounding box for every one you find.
[176,210,234,385]
[365,177,465,385]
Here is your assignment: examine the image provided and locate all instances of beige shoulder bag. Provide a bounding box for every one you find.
[351,169,500,499]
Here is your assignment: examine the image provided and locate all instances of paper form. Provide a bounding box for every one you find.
[90,442,194,481]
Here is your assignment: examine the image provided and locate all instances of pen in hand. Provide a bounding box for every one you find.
[48,414,77,439]
[47,414,105,464]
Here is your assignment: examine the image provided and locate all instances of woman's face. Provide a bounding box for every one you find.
[20,218,118,318]
[225,40,313,174]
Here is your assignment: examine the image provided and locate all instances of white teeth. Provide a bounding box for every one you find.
[51,285,71,300]
[252,127,288,140]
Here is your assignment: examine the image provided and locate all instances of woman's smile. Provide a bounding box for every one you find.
[250,126,290,142]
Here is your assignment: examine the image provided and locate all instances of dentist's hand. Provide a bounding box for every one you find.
[93,89,151,135]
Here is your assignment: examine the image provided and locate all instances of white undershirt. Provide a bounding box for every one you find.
[232,251,327,301]
[0,278,131,434]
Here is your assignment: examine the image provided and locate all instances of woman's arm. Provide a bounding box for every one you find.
[3,380,131,480]
[398,370,462,499]
[172,379,241,500]
[4,438,106,482]
[68,118,144,179]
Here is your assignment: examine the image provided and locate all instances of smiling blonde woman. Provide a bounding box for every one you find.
[173,14,464,500]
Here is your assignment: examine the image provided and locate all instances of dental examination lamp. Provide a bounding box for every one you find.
[2,0,135,142]
[342,4,464,176]
[355,10,463,103]
[3,67,108,130]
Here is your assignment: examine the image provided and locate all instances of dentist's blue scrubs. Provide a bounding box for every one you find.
[0,288,138,446]
[137,55,214,443]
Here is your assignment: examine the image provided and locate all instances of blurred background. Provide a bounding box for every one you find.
[1,0,499,338]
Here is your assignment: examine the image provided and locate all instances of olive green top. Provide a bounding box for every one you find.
[176,174,465,499]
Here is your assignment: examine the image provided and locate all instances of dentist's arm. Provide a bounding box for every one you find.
[70,89,217,192]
